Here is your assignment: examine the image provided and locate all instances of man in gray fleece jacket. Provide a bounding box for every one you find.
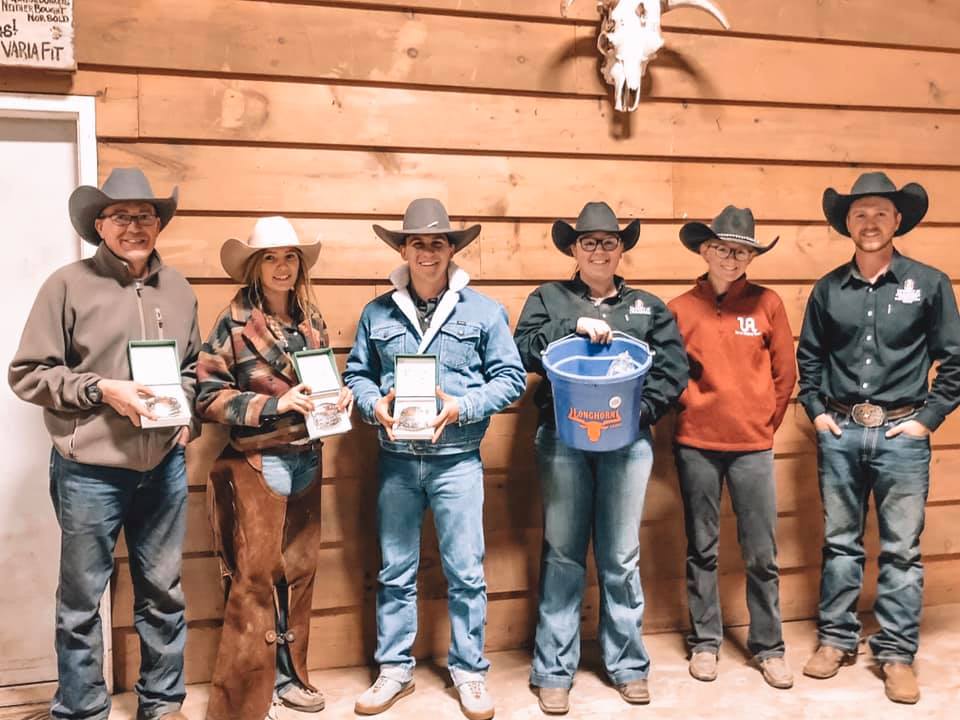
[8,168,200,720]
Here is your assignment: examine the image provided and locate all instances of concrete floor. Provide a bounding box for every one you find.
[103,604,958,720]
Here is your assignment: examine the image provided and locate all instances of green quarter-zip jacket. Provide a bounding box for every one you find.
[515,274,689,427]
[9,242,201,471]
[797,250,960,431]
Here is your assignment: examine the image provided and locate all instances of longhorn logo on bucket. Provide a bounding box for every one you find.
[568,408,622,442]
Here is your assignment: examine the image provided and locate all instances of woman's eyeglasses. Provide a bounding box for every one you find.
[577,236,621,252]
[707,243,753,261]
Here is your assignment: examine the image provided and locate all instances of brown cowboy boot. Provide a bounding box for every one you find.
[803,645,856,679]
[882,663,920,704]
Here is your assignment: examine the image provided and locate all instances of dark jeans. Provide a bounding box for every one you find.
[49,446,187,720]
[674,445,784,660]
[816,412,930,664]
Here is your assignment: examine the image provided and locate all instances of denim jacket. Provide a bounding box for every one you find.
[344,262,525,455]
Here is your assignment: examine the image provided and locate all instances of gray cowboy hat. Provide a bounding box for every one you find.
[822,171,928,237]
[68,167,179,246]
[680,205,779,255]
[552,201,640,257]
[373,198,481,252]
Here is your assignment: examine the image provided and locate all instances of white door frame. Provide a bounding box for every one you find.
[0,91,109,703]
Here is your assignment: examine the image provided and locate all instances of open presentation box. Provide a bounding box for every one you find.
[293,348,352,439]
[128,340,192,429]
[393,354,438,440]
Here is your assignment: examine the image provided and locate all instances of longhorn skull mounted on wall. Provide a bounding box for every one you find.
[562,0,730,112]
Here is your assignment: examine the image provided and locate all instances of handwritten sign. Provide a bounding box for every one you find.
[0,0,75,71]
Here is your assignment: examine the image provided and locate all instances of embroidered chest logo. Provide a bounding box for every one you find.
[628,299,652,316]
[735,316,762,337]
[895,279,922,304]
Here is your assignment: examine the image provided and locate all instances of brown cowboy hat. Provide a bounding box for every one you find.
[680,205,779,255]
[68,168,178,246]
[372,198,481,251]
[220,216,321,283]
[552,201,640,257]
[822,172,928,237]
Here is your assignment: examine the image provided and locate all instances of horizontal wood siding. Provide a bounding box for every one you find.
[5,0,958,689]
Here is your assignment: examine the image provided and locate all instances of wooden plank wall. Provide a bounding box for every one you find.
[4,0,960,690]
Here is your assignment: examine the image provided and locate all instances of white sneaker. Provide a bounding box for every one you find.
[355,675,415,715]
[455,677,495,720]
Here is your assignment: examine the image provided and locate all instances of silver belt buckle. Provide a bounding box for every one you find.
[850,402,885,427]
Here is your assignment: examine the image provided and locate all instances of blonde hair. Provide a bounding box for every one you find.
[242,247,321,328]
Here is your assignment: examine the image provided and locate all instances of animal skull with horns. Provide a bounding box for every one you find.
[562,0,730,112]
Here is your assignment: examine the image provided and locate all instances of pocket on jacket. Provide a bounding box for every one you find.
[439,322,482,369]
[370,322,407,367]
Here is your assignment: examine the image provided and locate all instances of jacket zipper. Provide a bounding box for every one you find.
[134,280,147,339]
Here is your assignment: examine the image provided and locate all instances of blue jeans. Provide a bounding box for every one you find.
[375,449,488,681]
[530,426,654,689]
[49,446,187,720]
[674,446,784,660]
[261,449,320,692]
[816,411,931,664]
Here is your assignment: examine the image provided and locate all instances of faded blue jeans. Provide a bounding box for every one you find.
[816,411,931,664]
[49,446,187,720]
[261,449,320,693]
[375,449,489,682]
[674,446,784,660]
[530,426,654,689]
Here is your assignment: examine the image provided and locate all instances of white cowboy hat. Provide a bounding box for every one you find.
[220,216,321,282]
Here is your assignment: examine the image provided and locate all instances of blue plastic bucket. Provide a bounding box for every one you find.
[542,332,654,452]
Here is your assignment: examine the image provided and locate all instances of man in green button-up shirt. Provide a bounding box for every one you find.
[796,172,960,704]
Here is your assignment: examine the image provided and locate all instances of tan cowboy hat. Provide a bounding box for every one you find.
[373,198,480,251]
[69,167,178,246]
[220,216,321,283]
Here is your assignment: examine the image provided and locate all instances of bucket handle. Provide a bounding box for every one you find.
[542,331,655,357]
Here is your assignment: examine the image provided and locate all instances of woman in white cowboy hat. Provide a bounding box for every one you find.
[514,202,688,714]
[195,216,352,720]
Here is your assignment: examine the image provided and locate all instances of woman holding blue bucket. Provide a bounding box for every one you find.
[514,201,688,714]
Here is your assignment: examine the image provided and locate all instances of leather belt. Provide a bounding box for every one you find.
[266,440,322,456]
[826,399,921,428]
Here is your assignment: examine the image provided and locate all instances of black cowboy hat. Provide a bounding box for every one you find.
[552,201,640,257]
[68,168,178,246]
[680,205,778,255]
[373,198,480,252]
[822,172,928,237]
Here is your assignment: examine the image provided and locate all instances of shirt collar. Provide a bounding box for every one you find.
[841,249,906,287]
[693,273,749,303]
[570,273,625,303]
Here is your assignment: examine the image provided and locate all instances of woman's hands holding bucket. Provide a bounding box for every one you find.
[576,317,613,344]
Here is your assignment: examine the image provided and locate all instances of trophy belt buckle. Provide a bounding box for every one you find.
[850,402,886,428]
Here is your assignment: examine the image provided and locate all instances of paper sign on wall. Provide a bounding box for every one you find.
[0,1,75,71]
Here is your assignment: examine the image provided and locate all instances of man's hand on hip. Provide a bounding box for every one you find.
[885,419,930,439]
[813,412,842,437]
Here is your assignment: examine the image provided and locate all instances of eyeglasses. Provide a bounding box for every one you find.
[577,236,621,252]
[99,213,160,227]
[707,244,753,261]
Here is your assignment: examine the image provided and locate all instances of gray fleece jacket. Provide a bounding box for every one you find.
[9,242,201,471]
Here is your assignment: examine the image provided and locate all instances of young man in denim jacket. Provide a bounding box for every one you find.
[345,198,526,720]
